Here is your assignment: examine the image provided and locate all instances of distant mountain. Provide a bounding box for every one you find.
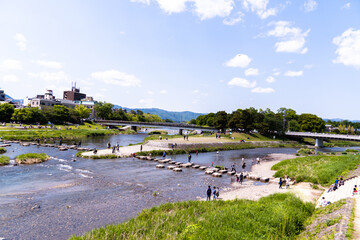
[323,118,360,123]
[114,106,204,122]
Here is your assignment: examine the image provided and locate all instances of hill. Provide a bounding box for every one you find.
[114,106,204,122]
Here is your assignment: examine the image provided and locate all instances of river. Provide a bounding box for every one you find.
[0,134,356,240]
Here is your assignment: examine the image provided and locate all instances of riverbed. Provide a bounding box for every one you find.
[0,134,357,240]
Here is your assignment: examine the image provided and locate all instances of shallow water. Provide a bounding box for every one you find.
[0,135,355,240]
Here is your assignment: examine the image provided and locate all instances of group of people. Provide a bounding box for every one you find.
[328,178,345,192]
[206,186,220,200]
[215,134,221,139]
[278,176,291,189]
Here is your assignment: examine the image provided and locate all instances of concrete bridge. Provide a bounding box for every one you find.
[285,131,360,147]
[94,120,217,135]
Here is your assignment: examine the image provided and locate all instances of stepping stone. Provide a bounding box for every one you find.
[260,177,269,182]
[213,168,220,172]
[181,163,191,168]
[173,168,182,172]
[167,165,175,170]
[205,170,214,174]
[169,161,176,164]
[159,159,170,163]
[227,171,235,175]
[156,164,165,168]
[58,147,68,151]
[212,172,222,177]
[192,165,200,168]
[175,162,182,166]
[219,169,228,174]
[199,166,207,170]
[21,143,30,146]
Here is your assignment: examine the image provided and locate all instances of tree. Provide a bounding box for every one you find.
[75,105,91,119]
[213,111,228,132]
[42,105,70,124]
[94,102,113,120]
[0,103,15,122]
[12,108,46,124]
[299,113,325,132]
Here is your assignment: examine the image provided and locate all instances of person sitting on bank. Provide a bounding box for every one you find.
[320,197,330,207]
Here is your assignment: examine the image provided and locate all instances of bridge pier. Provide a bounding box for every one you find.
[315,138,324,148]
[179,129,183,135]
[131,126,138,132]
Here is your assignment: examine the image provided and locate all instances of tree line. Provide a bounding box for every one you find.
[189,107,326,134]
[0,102,164,125]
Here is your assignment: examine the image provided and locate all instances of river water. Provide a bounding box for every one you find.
[0,134,356,240]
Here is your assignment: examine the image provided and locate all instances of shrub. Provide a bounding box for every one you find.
[0,147,6,154]
[0,156,10,166]
[15,153,50,164]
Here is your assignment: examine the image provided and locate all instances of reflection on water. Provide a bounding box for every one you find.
[0,134,356,240]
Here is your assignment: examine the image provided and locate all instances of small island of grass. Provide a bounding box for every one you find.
[15,153,50,164]
[0,147,7,154]
[0,156,10,166]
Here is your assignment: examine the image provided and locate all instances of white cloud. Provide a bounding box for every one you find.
[193,0,234,20]
[80,79,95,86]
[134,0,234,20]
[304,0,318,12]
[223,11,244,25]
[266,76,275,83]
[91,70,141,87]
[242,0,279,19]
[193,90,200,94]
[14,33,27,51]
[35,60,63,69]
[273,71,281,76]
[284,70,303,77]
[2,74,19,83]
[2,59,23,70]
[267,21,310,54]
[341,3,351,10]
[228,77,256,88]
[147,90,154,95]
[333,28,360,68]
[28,71,70,83]
[304,64,314,69]
[160,90,167,94]
[139,98,154,108]
[251,87,274,93]
[225,54,252,68]
[244,68,259,76]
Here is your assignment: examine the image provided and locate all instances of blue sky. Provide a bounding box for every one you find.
[0,0,359,119]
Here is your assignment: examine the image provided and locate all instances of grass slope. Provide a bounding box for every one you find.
[272,155,360,186]
[70,193,314,240]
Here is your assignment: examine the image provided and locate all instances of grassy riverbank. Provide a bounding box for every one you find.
[0,147,6,154]
[0,123,121,141]
[272,155,360,186]
[0,156,10,166]
[16,153,50,164]
[70,193,314,240]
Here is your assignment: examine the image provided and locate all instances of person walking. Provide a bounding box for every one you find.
[231,163,236,172]
[242,162,246,171]
[163,151,166,159]
[279,177,283,189]
[188,153,192,163]
[240,172,243,184]
[213,187,217,200]
[216,187,220,199]
[335,178,339,188]
[140,145,143,152]
[206,186,211,201]
[286,176,290,189]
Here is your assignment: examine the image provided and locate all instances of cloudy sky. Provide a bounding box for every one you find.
[0,0,359,119]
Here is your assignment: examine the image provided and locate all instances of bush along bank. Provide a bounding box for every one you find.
[0,155,10,166]
[15,153,50,164]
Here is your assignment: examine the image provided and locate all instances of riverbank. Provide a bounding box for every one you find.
[0,123,127,141]
[80,136,302,158]
[219,153,322,203]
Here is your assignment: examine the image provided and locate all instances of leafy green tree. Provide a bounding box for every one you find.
[12,108,46,124]
[0,103,15,122]
[299,113,325,132]
[213,111,228,132]
[75,105,91,119]
[94,102,114,120]
[69,108,81,123]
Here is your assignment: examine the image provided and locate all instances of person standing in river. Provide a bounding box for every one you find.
[240,172,243,184]
[188,153,192,163]
[206,186,211,201]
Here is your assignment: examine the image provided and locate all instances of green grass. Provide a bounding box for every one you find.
[297,148,315,156]
[0,124,119,141]
[70,193,314,240]
[81,154,120,159]
[346,199,356,239]
[272,155,360,186]
[0,155,10,166]
[15,153,50,164]
[0,147,6,154]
